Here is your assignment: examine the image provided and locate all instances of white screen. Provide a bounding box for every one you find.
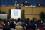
[0,14,7,19]
[11,9,21,19]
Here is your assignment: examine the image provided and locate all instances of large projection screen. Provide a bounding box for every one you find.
[11,9,21,19]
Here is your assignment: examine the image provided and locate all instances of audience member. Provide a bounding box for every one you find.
[2,18,44,30]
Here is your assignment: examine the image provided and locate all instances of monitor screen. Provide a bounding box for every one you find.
[0,14,8,19]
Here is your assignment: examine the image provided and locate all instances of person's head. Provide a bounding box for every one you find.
[26,18,30,21]
[18,18,21,21]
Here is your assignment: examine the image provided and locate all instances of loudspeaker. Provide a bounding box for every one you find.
[9,9,11,15]
[21,10,25,19]
[7,9,11,19]
[0,10,1,14]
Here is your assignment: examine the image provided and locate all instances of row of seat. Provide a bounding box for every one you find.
[1,18,45,30]
[0,0,41,6]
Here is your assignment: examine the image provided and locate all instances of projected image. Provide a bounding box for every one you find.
[14,10,18,16]
[11,9,21,19]
[0,14,7,19]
